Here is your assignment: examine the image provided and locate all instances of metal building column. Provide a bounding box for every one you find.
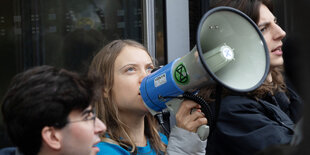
[165,0,189,62]
[143,0,156,59]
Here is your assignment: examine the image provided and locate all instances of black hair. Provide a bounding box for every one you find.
[1,65,95,155]
[210,0,273,23]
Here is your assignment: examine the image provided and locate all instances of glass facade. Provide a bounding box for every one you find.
[0,0,147,147]
[0,0,168,147]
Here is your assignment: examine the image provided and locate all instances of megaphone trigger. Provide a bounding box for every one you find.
[182,92,214,140]
[163,94,211,140]
[189,107,210,141]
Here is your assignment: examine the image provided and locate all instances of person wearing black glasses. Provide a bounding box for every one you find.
[0,65,106,155]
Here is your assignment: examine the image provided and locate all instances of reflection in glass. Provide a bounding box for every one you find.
[0,0,144,148]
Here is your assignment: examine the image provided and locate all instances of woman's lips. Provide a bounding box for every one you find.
[272,46,283,56]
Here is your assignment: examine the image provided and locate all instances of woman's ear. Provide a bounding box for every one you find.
[41,126,62,150]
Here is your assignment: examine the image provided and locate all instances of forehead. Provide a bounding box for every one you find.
[114,46,152,67]
[258,4,274,24]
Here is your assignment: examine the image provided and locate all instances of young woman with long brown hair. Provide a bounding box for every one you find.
[88,39,208,154]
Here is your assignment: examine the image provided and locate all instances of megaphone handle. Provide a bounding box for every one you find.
[191,108,210,141]
[197,124,210,141]
[166,99,210,141]
[182,92,214,140]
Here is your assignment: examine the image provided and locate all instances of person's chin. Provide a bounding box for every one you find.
[270,58,283,67]
[137,99,150,114]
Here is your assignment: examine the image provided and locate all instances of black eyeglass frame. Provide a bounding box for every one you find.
[54,108,97,128]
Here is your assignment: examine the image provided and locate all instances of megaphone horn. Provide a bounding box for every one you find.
[140,6,269,140]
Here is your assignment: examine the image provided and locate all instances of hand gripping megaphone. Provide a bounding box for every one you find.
[140,6,269,140]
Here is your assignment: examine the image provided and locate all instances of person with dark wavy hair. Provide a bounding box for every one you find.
[0,65,106,155]
[198,0,303,154]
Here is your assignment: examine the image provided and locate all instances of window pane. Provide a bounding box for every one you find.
[155,0,166,65]
[0,0,144,148]
[41,0,144,73]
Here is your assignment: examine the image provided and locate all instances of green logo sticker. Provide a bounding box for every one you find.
[174,63,189,85]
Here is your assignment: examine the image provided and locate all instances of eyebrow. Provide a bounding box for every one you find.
[146,63,154,67]
[119,63,153,70]
[258,17,277,28]
[258,22,270,28]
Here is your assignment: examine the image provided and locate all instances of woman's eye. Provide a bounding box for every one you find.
[146,66,154,73]
[126,67,135,72]
[260,27,267,33]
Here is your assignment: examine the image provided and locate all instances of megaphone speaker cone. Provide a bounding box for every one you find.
[196,6,269,92]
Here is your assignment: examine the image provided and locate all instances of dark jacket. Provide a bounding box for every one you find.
[206,87,303,155]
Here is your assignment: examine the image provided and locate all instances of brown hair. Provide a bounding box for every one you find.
[210,0,273,23]
[200,0,286,100]
[88,39,166,153]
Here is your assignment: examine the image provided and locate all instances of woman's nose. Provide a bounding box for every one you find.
[273,24,286,40]
[139,70,148,83]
